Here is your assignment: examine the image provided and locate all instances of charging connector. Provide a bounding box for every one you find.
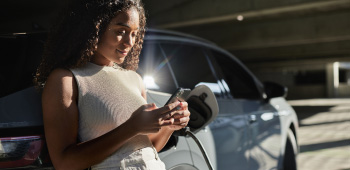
[174,127,214,170]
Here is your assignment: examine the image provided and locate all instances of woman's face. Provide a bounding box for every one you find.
[94,7,140,66]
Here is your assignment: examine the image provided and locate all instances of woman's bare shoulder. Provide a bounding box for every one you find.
[48,68,74,79]
[43,68,77,99]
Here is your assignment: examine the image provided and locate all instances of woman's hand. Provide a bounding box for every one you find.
[126,101,182,135]
[144,101,190,151]
[164,101,191,131]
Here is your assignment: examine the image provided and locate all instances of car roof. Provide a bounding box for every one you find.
[145,28,231,58]
[145,28,214,44]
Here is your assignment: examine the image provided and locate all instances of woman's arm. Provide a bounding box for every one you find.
[43,69,179,170]
[148,127,174,151]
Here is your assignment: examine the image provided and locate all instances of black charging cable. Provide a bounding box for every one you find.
[174,127,214,170]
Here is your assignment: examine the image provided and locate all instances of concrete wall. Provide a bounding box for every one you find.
[250,60,350,99]
[144,0,350,99]
[2,0,350,99]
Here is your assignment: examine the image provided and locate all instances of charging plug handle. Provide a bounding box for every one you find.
[174,127,214,170]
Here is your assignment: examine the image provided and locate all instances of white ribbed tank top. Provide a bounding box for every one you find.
[70,62,165,170]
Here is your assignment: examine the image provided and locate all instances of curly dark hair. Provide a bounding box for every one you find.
[34,0,146,88]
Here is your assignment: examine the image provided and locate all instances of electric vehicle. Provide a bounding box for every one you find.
[0,29,299,170]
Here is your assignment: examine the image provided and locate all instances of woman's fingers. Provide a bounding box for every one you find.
[159,101,180,113]
[160,112,172,120]
[160,118,174,126]
[131,102,190,135]
[171,109,190,119]
[179,102,188,109]
[174,116,190,125]
[160,109,189,120]
[145,101,190,130]
[156,101,180,119]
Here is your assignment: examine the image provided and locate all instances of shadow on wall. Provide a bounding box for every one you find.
[292,105,333,121]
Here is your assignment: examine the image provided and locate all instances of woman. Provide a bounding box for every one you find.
[35,0,190,169]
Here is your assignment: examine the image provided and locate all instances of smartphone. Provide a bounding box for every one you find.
[165,88,191,105]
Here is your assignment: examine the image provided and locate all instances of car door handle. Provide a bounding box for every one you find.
[249,115,257,124]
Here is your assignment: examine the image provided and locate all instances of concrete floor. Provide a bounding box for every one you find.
[288,99,350,170]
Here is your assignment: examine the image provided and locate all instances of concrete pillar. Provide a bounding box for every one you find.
[327,62,350,98]
[326,62,339,98]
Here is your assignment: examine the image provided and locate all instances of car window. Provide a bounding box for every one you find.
[159,42,224,98]
[138,41,177,94]
[0,34,46,98]
[210,50,261,99]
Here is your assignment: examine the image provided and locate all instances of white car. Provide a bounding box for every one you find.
[0,29,299,170]
[138,29,299,170]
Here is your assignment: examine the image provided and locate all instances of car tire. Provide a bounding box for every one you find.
[283,129,298,170]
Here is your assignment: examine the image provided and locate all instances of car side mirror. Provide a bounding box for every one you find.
[263,81,288,101]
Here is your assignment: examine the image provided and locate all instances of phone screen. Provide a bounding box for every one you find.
[165,88,191,105]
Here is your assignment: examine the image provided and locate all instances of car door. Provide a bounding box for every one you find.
[208,49,282,170]
[200,49,251,170]
[158,41,252,170]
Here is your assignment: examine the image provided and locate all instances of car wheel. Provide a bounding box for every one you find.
[283,129,298,170]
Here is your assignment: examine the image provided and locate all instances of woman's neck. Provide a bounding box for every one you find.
[91,54,114,67]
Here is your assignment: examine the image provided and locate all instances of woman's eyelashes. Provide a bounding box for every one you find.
[115,30,126,36]
[114,30,138,39]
